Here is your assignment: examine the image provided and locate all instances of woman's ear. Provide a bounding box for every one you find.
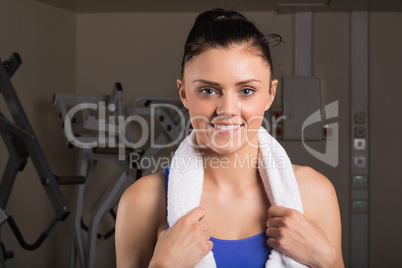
[177,78,188,109]
[265,79,278,111]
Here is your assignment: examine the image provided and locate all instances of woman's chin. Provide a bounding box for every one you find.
[206,142,245,156]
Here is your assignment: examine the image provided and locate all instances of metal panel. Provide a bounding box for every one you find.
[283,77,322,140]
[350,7,370,267]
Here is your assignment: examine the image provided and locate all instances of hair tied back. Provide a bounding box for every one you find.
[180,8,282,77]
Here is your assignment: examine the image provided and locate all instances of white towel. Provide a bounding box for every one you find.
[167,126,308,268]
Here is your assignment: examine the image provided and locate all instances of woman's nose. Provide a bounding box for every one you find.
[216,94,239,117]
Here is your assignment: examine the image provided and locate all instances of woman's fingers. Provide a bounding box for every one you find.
[198,220,210,232]
[266,217,284,228]
[268,205,291,218]
[185,206,207,222]
[153,207,212,267]
[266,237,279,250]
[266,226,280,238]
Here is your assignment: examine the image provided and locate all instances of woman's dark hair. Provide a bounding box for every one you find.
[180,8,282,78]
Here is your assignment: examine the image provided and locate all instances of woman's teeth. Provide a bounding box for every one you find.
[213,124,242,130]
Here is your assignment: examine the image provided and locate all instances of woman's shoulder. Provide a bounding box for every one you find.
[122,172,165,197]
[293,164,339,221]
[293,165,335,193]
[116,172,167,267]
[117,172,167,230]
[119,171,166,211]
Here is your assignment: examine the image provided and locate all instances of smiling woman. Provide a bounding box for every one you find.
[178,47,277,155]
[115,8,344,268]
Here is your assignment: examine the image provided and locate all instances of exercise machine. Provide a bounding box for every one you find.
[0,53,83,267]
[54,87,188,268]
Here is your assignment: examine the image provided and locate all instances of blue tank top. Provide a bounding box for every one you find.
[164,166,272,267]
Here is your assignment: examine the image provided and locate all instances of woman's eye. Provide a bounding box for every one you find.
[241,88,255,96]
[201,88,216,95]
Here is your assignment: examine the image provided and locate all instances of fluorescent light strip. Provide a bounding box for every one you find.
[277,0,330,7]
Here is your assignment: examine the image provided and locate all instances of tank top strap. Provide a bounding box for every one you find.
[164,166,171,229]
[164,166,170,193]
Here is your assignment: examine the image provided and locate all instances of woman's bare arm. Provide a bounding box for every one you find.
[266,165,344,267]
[115,173,166,268]
[296,165,344,267]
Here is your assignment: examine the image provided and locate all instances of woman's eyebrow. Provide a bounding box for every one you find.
[193,79,220,86]
[193,79,262,86]
[235,79,262,86]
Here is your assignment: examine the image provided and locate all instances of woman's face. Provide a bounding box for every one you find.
[178,46,278,155]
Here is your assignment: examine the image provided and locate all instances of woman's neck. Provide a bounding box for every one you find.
[200,143,261,190]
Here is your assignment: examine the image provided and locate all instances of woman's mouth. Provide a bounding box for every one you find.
[209,123,244,133]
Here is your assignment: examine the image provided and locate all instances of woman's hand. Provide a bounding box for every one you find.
[266,206,338,268]
[150,207,213,268]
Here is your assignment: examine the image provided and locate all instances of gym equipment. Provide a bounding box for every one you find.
[0,53,84,267]
[54,86,188,268]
